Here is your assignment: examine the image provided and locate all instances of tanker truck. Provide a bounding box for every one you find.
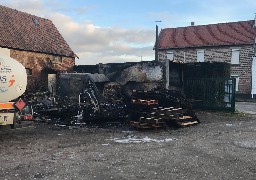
[0,54,31,128]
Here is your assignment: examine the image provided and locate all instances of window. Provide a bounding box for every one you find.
[197,50,204,62]
[231,49,240,64]
[26,68,32,76]
[231,75,239,91]
[166,51,174,61]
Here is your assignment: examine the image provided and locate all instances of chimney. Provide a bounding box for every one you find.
[191,22,195,26]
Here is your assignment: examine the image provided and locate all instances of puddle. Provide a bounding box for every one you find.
[109,135,176,144]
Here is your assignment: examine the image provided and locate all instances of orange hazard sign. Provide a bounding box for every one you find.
[0,102,14,109]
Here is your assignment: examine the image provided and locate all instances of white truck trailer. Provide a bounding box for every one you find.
[0,54,30,128]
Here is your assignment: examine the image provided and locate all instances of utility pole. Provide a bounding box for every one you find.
[155,21,161,61]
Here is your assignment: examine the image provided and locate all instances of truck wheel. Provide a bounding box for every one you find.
[10,113,19,129]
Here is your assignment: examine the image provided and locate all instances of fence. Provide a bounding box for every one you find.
[184,78,236,112]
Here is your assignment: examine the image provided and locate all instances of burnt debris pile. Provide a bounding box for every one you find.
[72,81,127,125]
[22,61,209,129]
[21,90,66,124]
[23,84,199,130]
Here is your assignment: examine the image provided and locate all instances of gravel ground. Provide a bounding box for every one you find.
[0,111,256,180]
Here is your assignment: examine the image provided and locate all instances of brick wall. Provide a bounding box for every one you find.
[159,45,254,94]
[10,49,75,91]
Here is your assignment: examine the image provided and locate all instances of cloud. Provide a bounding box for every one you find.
[47,13,155,64]
[47,0,97,17]
[1,0,156,65]
[3,0,254,65]
[1,0,47,16]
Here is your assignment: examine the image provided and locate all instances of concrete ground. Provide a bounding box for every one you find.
[236,101,256,114]
[1,111,256,180]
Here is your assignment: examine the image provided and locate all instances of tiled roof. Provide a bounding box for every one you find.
[158,20,255,49]
[0,5,75,57]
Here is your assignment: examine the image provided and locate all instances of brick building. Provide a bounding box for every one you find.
[157,20,256,98]
[0,5,76,93]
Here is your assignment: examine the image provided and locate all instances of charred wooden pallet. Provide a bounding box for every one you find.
[177,116,199,127]
[129,106,199,129]
[128,90,200,130]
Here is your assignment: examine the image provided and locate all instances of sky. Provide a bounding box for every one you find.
[1,0,256,65]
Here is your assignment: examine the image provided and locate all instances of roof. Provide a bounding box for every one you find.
[158,20,255,49]
[0,5,76,57]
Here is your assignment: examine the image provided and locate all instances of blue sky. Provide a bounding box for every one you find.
[1,0,256,65]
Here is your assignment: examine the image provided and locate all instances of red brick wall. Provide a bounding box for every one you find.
[159,45,254,94]
[10,49,75,91]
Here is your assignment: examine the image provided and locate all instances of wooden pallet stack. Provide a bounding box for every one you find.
[129,106,197,129]
[129,90,199,129]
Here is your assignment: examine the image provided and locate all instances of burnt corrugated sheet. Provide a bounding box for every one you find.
[74,61,166,95]
[58,73,109,103]
[100,61,164,84]
[99,61,166,96]
[86,73,110,83]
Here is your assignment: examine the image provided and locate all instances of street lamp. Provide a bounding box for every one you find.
[155,21,162,61]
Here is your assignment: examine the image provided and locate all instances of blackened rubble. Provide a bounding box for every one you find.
[23,61,205,129]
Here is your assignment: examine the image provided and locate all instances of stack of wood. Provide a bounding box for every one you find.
[129,105,198,129]
[128,90,199,129]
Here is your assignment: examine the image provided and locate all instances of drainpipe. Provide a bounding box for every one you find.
[254,13,256,55]
[251,14,256,98]
[166,59,169,89]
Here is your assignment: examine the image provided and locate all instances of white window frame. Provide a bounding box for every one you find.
[231,49,240,65]
[166,51,174,61]
[197,50,204,62]
[231,75,239,91]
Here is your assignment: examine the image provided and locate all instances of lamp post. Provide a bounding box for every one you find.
[155,21,162,61]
